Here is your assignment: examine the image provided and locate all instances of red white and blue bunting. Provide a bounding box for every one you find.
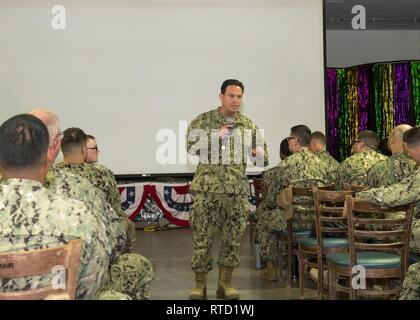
[119,181,257,227]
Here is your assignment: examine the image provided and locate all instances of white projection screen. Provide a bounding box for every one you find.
[0,0,325,175]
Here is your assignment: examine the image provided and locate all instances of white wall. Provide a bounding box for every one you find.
[326,30,420,68]
[0,0,325,175]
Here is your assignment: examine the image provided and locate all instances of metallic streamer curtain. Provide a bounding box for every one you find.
[326,60,419,162]
[411,62,420,125]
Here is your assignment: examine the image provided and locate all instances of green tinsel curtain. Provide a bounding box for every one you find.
[411,61,420,125]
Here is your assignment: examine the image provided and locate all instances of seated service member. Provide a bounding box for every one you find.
[309,131,340,177]
[335,130,387,190]
[366,124,416,188]
[28,109,153,300]
[0,114,110,299]
[358,126,420,300]
[257,125,333,281]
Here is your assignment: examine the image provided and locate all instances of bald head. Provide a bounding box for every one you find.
[28,109,61,146]
[389,124,412,154]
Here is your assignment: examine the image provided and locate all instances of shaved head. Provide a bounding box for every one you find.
[389,124,412,154]
[28,109,61,146]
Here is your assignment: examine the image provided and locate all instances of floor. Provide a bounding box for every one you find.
[132,226,318,300]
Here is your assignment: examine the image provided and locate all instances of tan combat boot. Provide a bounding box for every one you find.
[189,272,207,300]
[261,261,279,281]
[216,266,239,300]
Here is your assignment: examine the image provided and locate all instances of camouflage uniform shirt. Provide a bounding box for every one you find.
[0,178,110,299]
[365,153,417,188]
[45,169,128,261]
[266,149,333,209]
[314,150,340,180]
[53,162,124,217]
[335,150,387,190]
[359,167,420,254]
[187,107,268,195]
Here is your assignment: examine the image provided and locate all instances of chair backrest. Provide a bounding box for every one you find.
[345,195,415,278]
[0,239,83,300]
[290,184,335,231]
[313,189,353,251]
[253,177,264,207]
[343,183,368,193]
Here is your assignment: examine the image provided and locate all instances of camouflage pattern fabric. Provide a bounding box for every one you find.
[53,162,125,217]
[266,149,333,209]
[359,168,420,255]
[313,150,340,180]
[46,169,153,299]
[255,208,287,262]
[335,150,387,190]
[259,150,332,263]
[52,163,136,247]
[98,290,133,300]
[190,192,249,273]
[187,107,268,195]
[399,262,420,300]
[94,162,115,177]
[261,165,279,200]
[358,168,419,208]
[365,153,417,188]
[104,253,154,300]
[0,178,110,300]
[252,165,279,222]
[45,169,129,260]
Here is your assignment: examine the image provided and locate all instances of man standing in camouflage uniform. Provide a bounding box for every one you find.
[335,130,387,190]
[28,109,152,300]
[257,125,333,281]
[0,114,111,299]
[309,131,340,178]
[358,126,420,300]
[187,79,268,300]
[366,124,416,188]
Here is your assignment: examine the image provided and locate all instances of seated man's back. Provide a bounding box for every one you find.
[0,178,110,299]
[0,114,111,299]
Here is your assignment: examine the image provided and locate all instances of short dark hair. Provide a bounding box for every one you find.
[357,130,379,150]
[86,134,95,141]
[403,126,420,148]
[290,125,311,146]
[221,79,244,95]
[310,131,326,145]
[0,114,49,169]
[61,127,87,154]
[280,138,292,157]
[378,138,392,156]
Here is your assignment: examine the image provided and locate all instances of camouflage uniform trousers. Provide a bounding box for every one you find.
[255,208,287,262]
[190,192,249,273]
[98,290,133,300]
[101,253,154,300]
[399,261,420,300]
[120,217,137,253]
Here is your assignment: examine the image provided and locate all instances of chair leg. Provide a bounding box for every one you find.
[318,256,323,299]
[277,241,284,282]
[299,249,304,299]
[349,270,356,300]
[329,265,336,300]
[287,242,293,288]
